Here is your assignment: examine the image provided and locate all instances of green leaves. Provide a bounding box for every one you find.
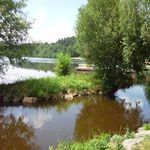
[0,0,30,73]
[55,52,71,76]
[76,0,150,94]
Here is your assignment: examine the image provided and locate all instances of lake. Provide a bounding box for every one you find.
[0,57,150,150]
[0,57,85,84]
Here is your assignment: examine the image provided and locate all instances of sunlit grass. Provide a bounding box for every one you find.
[0,73,98,99]
[143,123,150,130]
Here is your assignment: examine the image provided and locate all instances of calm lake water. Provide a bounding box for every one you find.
[0,57,85,84]
[0,58,150,150]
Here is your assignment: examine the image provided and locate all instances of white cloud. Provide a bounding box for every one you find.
[4,107,53,129]
[29,8,74,43]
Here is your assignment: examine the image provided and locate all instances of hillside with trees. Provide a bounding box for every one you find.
[26,36,79,58]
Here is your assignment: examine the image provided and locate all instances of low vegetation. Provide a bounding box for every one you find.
[48,129,136,150]
[143,123,150,131]
[132,136,150,150]
[55,52,71,76]
[0,73,98,101]
[49,134,117,150]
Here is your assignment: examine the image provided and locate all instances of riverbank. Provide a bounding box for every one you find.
[0,73,101,104]
[49,124,150,150]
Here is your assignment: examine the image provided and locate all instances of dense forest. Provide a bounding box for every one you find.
[25,36,79,58]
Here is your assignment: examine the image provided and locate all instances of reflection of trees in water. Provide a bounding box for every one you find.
[0,114,40,150]
[144,71,150,104]
[18,61,77,72]
[145,85,150,105]
[18,62,54,72]
[74,96,143,140]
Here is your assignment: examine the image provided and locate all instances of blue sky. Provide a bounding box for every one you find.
[25,0,87,43]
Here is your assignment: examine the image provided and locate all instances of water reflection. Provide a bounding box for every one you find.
[117,85,150,122]
[145,71,150,105]
[0,84,150,149]
[0,114,40,150]
[19,61,54,72]
[4,106,53,128]
[0,65,55,84]
[74,96,143,140]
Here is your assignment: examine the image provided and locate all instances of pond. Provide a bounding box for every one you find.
[0,58,150,150]
[0,84,150,150]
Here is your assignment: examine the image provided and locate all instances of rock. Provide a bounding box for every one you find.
[13,97,23,103]
[81,89,88,96]
[137,127,145,133]
[2,96,9,102]
[98,91,103,95]
[64,94,73,101]
[90,89,96,95]
[122,129,150,150]
[23,97,38,103]
[122,137,143,150]
[50,95,58,101]
[58,92,64,99]
[66,89,72,94]
[73,92,78,97]
[135,130,150,138]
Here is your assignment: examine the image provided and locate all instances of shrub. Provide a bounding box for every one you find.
[143,123,150,130]
[49,134,110,150]
[55,52,71,76]
[124,128,135,139]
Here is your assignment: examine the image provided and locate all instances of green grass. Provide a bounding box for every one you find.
[0,73,98,100]
[132,136,150,150]
[48,129,137,150]
[49,134,112,150]
[143,123,150,130]
[48,134,125,150]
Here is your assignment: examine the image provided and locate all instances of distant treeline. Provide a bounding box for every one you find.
[25,36,79,58]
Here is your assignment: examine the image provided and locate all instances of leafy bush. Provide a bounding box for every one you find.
[143,123,150,130]
[0,73,96,99]
[124,128,135,139]
[49,134,110,150]
[109,135,124,150]
[55,52,71,76]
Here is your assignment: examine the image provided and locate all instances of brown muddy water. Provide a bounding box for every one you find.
[0,84,150,150]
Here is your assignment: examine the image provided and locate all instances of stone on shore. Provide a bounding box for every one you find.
[122,137,143,150]
[64,94,73,101]
[13,97,23,103]
[122,128,150,150]
[23,97,38,103]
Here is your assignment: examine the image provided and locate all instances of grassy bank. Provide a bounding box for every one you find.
[49,124,150,150]
[48,130,135,150]
[48,134,123,150]
[0,73,100,101]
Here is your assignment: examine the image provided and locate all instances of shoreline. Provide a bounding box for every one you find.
[0,73,102,104]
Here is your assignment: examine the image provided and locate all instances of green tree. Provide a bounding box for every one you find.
[26,36,79,58]
[0,0,30,74]
[120,0,150,72]
[76,0,150,94]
